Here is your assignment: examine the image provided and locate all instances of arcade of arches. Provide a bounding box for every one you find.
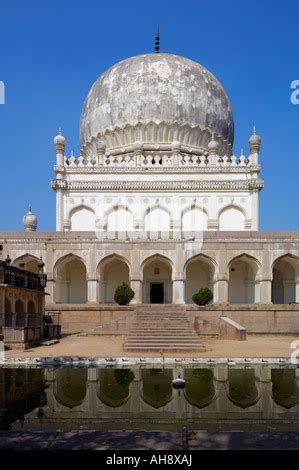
[11,252,299,306]
[45,367,299,412]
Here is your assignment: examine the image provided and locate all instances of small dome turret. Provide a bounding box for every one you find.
[23,205,38,232]
[54,128,66,152]
[249,126,261,154]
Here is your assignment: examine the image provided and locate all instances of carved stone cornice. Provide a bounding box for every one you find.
[51,179,264,192]
[63,165,261,175]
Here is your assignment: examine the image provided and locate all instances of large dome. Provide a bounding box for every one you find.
[80,53,234,156]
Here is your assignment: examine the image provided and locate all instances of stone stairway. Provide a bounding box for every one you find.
[124,304,205,353]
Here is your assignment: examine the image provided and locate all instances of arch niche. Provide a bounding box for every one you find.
[141,255,173,304]
[55,255,87,304]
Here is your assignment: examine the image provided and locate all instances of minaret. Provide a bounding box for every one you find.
[249,126,262,231]
[54,128,66,231]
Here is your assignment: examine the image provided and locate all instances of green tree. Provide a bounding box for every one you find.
[114,282,135,305]
[192,287,213,305]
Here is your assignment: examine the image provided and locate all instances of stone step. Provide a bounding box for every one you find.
[124,344,205,353]
[125,339,201,344]
[124,305,204,353]
[129,329,196,336]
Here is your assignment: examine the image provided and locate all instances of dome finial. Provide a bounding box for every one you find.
[58,127,62,135]
[155,25,160,53]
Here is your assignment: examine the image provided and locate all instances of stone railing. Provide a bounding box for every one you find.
[0,261,46,291]
[63,152,258,169]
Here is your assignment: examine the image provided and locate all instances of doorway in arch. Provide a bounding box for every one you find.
[150,283,164,303]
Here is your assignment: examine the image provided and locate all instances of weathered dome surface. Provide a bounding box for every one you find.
[80,53,234,155]
[23,206,38,232]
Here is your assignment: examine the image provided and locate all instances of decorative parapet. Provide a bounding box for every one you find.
[51,179,264,192]
[58,151,261,171]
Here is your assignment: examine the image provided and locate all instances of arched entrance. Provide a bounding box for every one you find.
[228,255,260,304]
[55,255,87,304]
[98,255,130,303]
[272,255,299,304]
[142,255,172,303]
[184,255,215,304]
[12,254,39,273]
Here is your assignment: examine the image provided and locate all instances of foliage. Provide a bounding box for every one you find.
[114,369,135,387]
[114,282,135,305]
[192,287,213,305]
[192,368,213,383]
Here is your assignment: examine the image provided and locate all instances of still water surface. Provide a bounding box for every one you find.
[0,365,298,432]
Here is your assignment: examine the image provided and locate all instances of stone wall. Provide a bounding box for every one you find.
[46,304,134,333]
[188,304,299,335]
[46,303,299,335]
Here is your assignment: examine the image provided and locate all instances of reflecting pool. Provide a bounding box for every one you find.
[0,365,299,432]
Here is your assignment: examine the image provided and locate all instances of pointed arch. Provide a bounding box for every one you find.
[218,204,246,231]
[97,369,134,408]
[272,254,299,304]
[141,254,173,303]
[97,254,131,304]
[105,204,134,233]
[184,254,217,304]
[54,254,87,304]
[227,369,260,409]
[227,254,261,304]
[54,368,87,409]
[143,204,172,235]
[184,369,216,408]
[69,204,95,231]
[12,254,40,273]
[141,369,173,409]
[181,205,208,233]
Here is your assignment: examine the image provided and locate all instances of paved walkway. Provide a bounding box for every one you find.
[4,333,298,359]
[0,431,298,449]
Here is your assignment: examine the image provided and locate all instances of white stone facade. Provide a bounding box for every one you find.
[1,232,299,306]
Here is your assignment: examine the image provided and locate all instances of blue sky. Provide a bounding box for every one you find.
[0,0,299,231]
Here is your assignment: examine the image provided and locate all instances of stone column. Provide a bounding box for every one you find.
[295,276,299,302]
[172,279,185,304]
[130,279,142,304]
[259,278,272,304]
[46,273,55,303]
[251,191,259,231]
[213,274,228,303]
[171,220,182,241]
[99,280,106,304]
[87,275,99,303]
[56,190,64,231]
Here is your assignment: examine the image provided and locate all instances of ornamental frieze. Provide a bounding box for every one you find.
[51,179,264,192]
